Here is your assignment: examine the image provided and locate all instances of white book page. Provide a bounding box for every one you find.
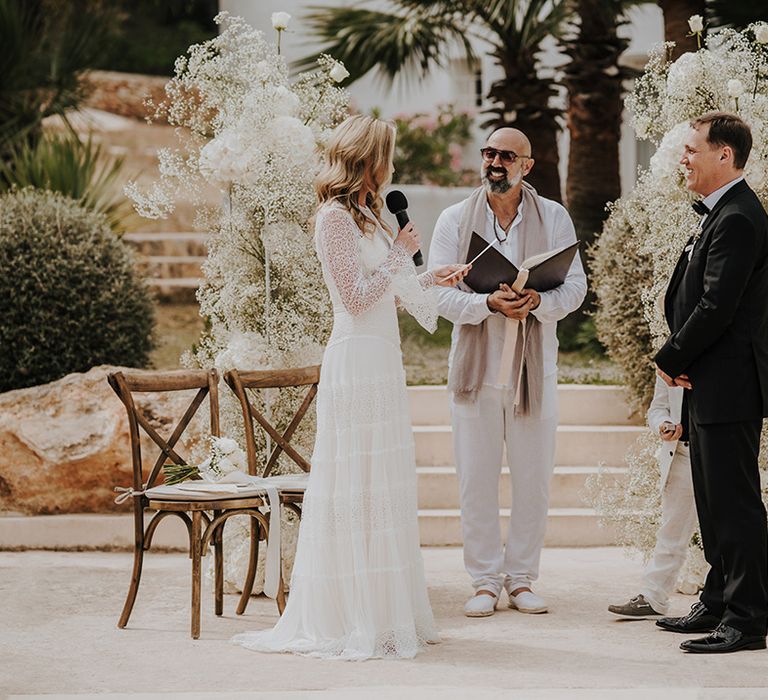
[521,243,570,270]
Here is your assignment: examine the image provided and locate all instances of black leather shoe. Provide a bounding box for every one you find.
[681,623,767,653]
[655,601,720,633]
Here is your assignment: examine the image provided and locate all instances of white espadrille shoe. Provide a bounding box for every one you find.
[464,592,499,618]
[508,589,548,614]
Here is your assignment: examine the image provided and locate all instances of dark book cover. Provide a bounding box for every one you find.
[463,232,579,294]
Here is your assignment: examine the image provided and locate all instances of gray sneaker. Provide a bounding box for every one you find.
[608,594,661,618]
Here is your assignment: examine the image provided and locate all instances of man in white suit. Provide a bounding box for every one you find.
[429,128,586,617]
[608,375,698,617]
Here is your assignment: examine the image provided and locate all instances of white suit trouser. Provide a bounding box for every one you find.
[639,443,698,614]
[452,379,558,595]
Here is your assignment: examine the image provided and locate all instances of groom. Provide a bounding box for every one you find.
[429,127,586,617]
[654,112,768,653]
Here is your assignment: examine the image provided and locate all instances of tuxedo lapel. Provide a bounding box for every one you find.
[664,237,693,324]
[699,179,750,238]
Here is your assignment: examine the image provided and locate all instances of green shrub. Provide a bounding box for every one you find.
[0,188,155,392]
[590,197,655,413]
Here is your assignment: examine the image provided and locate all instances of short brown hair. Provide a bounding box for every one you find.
[691,111,752,169]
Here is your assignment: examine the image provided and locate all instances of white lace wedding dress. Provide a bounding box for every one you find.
[232,202,440,660]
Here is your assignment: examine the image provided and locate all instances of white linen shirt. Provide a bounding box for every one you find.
[428,194,587,384]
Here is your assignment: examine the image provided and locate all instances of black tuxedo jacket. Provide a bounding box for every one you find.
[654,179,768,424]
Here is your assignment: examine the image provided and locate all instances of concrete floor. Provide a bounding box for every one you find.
[2,548,767,699]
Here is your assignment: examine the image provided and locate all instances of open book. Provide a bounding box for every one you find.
[462,232,579,294]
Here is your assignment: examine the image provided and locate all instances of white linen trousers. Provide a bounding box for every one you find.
[452,378,559,594]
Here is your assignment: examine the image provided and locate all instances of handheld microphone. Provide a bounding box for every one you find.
[385,190,423,266]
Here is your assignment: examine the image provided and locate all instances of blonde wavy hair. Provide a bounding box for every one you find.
[316,114,396,238]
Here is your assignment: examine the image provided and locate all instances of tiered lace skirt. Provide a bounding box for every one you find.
[232,332,439,660]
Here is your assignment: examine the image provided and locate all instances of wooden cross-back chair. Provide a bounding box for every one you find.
[108,368,278,639]
[224,366,320,615]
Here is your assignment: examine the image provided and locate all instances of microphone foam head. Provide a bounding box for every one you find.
[385,190,408,213]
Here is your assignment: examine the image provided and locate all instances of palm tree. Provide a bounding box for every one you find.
[0,0,116,155]
[656,0,705,59]
[561,1,637,251]
[299,0,572,202]
[556,1,636,347]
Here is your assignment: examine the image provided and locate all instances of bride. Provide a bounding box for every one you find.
[232,114,469,660]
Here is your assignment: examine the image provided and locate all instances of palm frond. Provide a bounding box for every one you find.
[0,0,117,151]
[296,3,476,84]
[0,132,133,232]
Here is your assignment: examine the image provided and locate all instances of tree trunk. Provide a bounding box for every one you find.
[563,2,626,252]
[658,0,706,60]
[557,1,629,347]
[484,59,563,203]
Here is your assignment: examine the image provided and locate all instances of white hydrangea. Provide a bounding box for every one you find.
[649,121,689,181]
[666,52,704,96]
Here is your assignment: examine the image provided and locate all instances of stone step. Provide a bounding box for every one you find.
[417,465,626,510]
[123,231,210,258]
[408,385,640,427]
[0,509,619,549]
[138,255,206,279]
[418,508,618,547]
[413,424,644,467]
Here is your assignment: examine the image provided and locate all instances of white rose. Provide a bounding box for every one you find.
[688,14,704,33]
[329,62,350,83]
[755,23,768,45]
[271,12,291,30]
[727,78,745,98]
[214,437,240,456]
[215,456,238,476]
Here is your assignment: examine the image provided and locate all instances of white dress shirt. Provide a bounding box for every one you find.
[429,194,587,384]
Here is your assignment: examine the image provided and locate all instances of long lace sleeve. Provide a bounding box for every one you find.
[317,206,411,316]
[391,268,438,333]
[417,270,436,289]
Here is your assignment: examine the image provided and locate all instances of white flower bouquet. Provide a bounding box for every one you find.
[163,436,249,485]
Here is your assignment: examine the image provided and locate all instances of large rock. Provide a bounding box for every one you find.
[0,366,208,514]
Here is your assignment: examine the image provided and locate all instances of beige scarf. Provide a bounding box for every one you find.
[447,182,547,417]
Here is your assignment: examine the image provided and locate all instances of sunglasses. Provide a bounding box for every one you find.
[480,147,531,164]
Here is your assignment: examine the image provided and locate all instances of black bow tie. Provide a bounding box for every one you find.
[692,200,710,216]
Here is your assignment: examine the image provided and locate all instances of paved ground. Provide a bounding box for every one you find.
[2,548,767,699]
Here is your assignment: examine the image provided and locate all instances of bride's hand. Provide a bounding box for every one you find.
[432,263,471,287]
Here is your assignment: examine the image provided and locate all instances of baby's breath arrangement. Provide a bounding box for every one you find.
[589,22,768,590]
[127,12,350,592]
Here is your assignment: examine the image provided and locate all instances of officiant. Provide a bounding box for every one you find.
[428,127,586,618]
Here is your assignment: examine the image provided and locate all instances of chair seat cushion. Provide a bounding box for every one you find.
[145,482,267,501]
[146,473,308,502]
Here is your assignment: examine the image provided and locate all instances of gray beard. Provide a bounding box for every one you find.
[481,168,522,194]
[483,175,512,193]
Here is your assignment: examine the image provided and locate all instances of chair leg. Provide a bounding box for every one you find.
[213,510,223,616]
[118,544,144,628]
[276,571,287,615]
[236,517,260,615]
[118,504,145,629]
[191,510,202,639]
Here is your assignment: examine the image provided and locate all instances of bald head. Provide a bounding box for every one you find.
[486,128,531,157]
[480,127,534,195]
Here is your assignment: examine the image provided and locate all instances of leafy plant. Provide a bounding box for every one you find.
[0,0,116,153]
[0,133,133,231]
[387,104,475,186]
[0,188,155,392]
